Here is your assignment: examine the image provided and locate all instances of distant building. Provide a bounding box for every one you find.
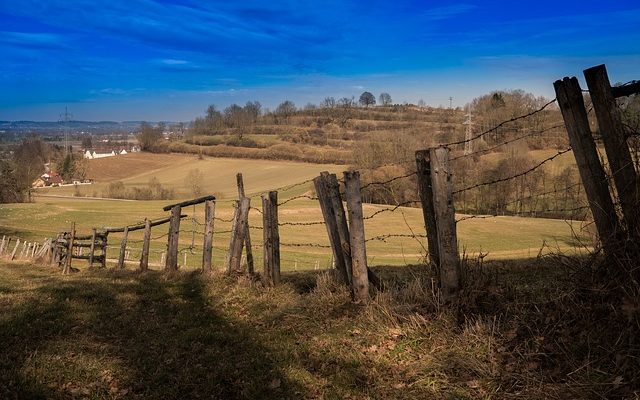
[33,172,63,187]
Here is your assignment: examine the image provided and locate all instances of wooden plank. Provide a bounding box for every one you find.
[429,147,460,301]
[314,173,349,286]
[140,218,151,271]
[554,77,619,252]
[584,64,639,236]
[165,206,181,271]
[611,81,640,98]
[343,170,369,302]
[236,173,255,274]
[103,215,187,233]
[162,195,216,212]
[0,235,5,255]
[269,191,281,285]
[117,226,129,269]
[100,233,108,268]
[415,150,441,266]
[227,197,250,274]
[202,200,215,274]
[224,203,239,272]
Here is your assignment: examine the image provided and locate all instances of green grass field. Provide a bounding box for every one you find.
[0,155,587,270]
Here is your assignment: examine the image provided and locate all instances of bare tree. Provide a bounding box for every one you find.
[379,92,392,106]
[359,91,376,107]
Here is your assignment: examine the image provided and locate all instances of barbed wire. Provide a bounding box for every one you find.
[443,99,557,147]
[359,171,417,192]
[452,148,573,195]
[280,242,332,248]
[278,220,326,227]
[363,200,419,220]
[456,204,590,223]
[365,233,427,243]
[277,194,319,206]
[450,123,565,161]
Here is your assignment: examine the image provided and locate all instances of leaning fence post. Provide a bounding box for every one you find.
[140,219,151,271]
[236,173,255,274]
[584,64,640,237]
[429,147,460,301]
[343,170,369,302]
[416,150,440,266]
[10,239,20,260]
[165,205,181,271]
[226,197,250,274]
[554,77,619,253]
[202,200,215,273]
[324,172,354,287]
[314,172,350,286]
[118,226,129,269]
[262,194,273,285]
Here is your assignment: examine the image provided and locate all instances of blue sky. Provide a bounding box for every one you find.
[0,0,639,121]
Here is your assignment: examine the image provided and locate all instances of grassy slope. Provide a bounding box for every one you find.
[0,260,612,399]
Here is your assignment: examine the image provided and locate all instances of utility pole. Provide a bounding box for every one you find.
[463,104,473,155]
[59,107,73,156]
[448,97,453,109]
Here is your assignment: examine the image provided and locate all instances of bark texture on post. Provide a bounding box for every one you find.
[165,205,182,271]
[343,170,369,302]
[202,200,215,273]
[554,77,619,252]
[314,173,349,286]
[269,191,280,285]
[140,219,151,271]
[227,197,250,274]
[415,150,440,266]
[325,172,354,287]
[236,173,254,274]
[584,64,639,236]
[429,147,460,301]
[262,194,273,286]
[117,226,129,269]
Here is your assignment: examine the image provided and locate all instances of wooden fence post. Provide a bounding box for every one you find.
[429,147,460,301]
[100,233,108,268]
[202,200,215,273]
[267,191,281,284]
[118,226,129,269]
[236,173,255,274]
[165,205,181,271]
[262,194,273,285]
[343,170,369,302]
[554,77,619,253]
[0,235,5,255]
[324,172,354,287]
[139,219,151,271]
[63,223,75,274]
[226,197,250,274]
[10,239,20,261]
[584,64,640,237]
[415,150,441,266]
[88,229,97,267]
[314,173,350,285]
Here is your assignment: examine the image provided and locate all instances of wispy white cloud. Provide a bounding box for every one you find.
[0,31,67,49]
[420,4,477,21]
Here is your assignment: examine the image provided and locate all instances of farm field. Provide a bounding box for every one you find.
[2,180,590,271]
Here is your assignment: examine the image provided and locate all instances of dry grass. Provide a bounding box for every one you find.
[1,256,637,399]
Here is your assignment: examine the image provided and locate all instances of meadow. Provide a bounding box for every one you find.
[1,153,590,272]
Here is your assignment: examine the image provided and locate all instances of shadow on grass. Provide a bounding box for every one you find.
[0,267,307,399]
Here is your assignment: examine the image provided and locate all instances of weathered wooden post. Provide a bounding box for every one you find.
[165,206,181,271]
[262,191,281,286]
[88,229,97,267]
[343,170,369,302]
[63,223,75,274]
[236,173,255,274]
[117,226,129,269]
[0,235,5,255]
[202,200,215,274]
[140,219,151,271]
[100,232,108,268]
[324,172,354,286]
[10,238,20,260]
[226,197,250,274]
[314,173,350,285]
[415,150,440,266]
[429,147,460,301]
[554,76,619,253]
[584,64,640,237]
